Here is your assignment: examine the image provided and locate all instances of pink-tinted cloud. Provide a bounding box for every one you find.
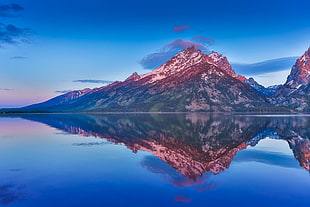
[140,39,209,69]
[166,39,205,51]
[191,35,215,45]
[173,25,190,33]
[174,195,192,203]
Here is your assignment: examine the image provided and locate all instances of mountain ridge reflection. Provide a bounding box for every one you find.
[14,113,310,178]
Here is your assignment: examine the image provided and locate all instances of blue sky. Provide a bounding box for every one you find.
[0,0,309,107]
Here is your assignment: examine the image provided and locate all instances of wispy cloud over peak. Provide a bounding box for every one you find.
[166,39,206,51]
[191,35,215,45]
[173,25,190,33]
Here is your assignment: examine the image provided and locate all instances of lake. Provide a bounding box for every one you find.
[0,113,309,206]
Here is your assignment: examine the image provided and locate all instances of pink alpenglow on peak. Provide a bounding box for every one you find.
[125,72,141,82]
[140,46,207,83]
[271,47,310,111]
[285,47,310,87]
[139,46,246,83]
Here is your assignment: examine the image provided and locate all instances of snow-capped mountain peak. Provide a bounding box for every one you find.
[140,46,208,83]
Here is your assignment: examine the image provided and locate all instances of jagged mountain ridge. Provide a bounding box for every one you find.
[19,46,272,112]
[244,77,282,96]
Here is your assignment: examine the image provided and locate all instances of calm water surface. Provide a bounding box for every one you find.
[0,113,309,207]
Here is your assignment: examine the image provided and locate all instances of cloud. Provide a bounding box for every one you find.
[73,80,114,84]
[10,56,27,59]
[0,88,14,91]
[173,25,190,33]
[232,57,297,76]
[54,90,72,94]
[234,149,300,169]
[0,23,31,47]
[0,3,23,17]
[175,195,192,203]
[0,4,23,12]
[0,4,31,48]
[191,35,215,45]
[248,69,291,87]
[140,38,211,69]
[166,39,206,50]
[0,184,26,206]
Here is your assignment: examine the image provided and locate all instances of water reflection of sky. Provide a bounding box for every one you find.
[0,114,309,207]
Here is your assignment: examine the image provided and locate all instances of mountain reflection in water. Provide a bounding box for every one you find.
[15,113,310,180]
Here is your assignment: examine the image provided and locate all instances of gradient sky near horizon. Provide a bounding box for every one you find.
[0,0,309,108]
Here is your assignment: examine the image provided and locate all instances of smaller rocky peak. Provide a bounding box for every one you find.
[208,51,225,63]
[183,45,197,53]
[66,88,92,98]
[247,77,256,84]
[208,51,246,82]
[80,88,92,93]
[125,72,141,82]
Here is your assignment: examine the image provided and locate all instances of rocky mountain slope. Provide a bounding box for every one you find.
[24,88,92,109]
[272,47,310,111]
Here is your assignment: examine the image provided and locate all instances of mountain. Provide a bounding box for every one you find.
[18,46,273,112]
[6,46,309,113]
[244,77,282,96]
[272,47,310,111]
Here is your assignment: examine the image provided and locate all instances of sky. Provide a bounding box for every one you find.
[0,0,309,108]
